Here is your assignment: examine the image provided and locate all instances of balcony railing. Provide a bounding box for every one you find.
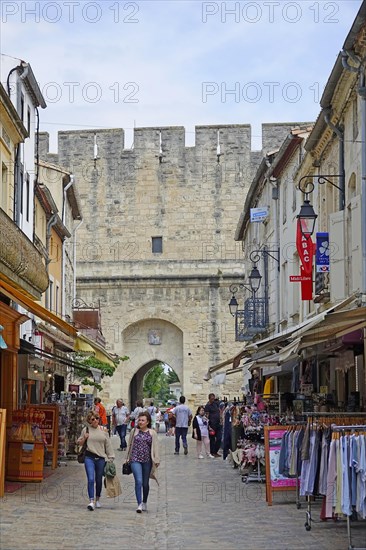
[235,297,267,342]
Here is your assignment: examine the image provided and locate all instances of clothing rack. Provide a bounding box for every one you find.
[301,415,366,533]
[332,423,366,550]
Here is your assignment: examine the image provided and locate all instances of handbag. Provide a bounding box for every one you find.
[77,427,89,463]
[122,462,132,475]
[209,428,216,436]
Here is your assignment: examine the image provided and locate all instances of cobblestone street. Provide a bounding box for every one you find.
[1,432,365,550]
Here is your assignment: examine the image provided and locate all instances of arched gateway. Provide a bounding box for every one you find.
[39,123,297,408]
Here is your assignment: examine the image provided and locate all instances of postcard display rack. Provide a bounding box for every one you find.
[66,396,91,459]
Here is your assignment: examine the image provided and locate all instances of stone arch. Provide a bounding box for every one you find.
[121,318,183,408]
[129,358,180,407]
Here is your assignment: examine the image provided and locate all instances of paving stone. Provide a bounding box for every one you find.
[1,434,365,549]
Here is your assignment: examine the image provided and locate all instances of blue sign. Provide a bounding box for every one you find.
[316,232,330,272]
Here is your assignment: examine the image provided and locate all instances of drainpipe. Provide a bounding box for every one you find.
[61,175,74,318]
[73,220,84,306]
[45,213,58,309]
[323,109,345,210]
[269,176,280,332]
[342,50,366,303]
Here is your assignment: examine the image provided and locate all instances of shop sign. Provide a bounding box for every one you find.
[289,275,312,282]
[250,207,268,222]
[316,232,330,272]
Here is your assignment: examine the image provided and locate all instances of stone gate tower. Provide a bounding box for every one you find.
[40,123,297,407]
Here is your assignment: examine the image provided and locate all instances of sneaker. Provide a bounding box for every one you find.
[198,454,204,459]
[87,502,95,511]
[136,504,143,513]
[184,447,188,455]
[208,454,215,458]
[141,502,147,511]
[95,501,101,508]
[174,451,179,455]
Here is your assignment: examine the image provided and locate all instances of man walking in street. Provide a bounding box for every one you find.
[112,399,130,450]
[171,396,192,455]
[204,393,222,457]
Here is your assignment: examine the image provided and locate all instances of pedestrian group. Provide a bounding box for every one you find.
[78,394,222,512]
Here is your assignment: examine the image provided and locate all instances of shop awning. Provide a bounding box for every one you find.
[204,349,248,380]
[300,305,366,348]
[247,295,357,355]
[262,357,299,377]
[252,338,301,367]
[0,279,77,338]
[74,334,116,367]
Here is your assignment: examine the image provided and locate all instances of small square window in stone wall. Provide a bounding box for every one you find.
[152,236,162,253]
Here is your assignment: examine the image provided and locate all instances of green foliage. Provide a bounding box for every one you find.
[80,378,103,392]
[80,356,116,377]
[143,365,164,398]
[166,368,179,384]
[74,354,129,392]
[143,364,180,403]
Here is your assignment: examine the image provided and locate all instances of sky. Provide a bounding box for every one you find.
[0,0,363,151]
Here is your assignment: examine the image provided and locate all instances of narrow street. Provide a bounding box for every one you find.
[1,432,364,550]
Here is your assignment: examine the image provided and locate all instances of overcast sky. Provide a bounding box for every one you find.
[1,0,363,151]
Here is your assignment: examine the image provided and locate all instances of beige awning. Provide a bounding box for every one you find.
[247,295,357,355]
[74,334,117,367]
[254,338,301,367]
[300,306,366,348]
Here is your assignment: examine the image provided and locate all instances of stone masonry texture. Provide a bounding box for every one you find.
[40,123,308,408]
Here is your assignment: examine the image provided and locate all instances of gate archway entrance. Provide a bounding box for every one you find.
[129,359,180,407]
[122,318,183,409]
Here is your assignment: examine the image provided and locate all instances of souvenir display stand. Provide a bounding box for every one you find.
[7,408,46,482]
[66,395,91,459]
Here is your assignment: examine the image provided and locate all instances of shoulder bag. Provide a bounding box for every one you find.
[122,428,136,475]
[77,427,89,463]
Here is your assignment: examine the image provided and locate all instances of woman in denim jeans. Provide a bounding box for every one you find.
[126,411,160,513]
[78,411,115,510]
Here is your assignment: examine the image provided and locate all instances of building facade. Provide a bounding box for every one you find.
[39,123,307,407]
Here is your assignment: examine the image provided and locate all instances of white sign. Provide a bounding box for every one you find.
[250,207,268,222]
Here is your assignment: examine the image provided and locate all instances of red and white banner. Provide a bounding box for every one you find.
[296,220,315,300]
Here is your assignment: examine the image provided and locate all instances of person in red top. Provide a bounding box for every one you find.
[94,398,107,427]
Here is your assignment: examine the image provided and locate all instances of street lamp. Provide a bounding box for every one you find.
[228,282,253,316]
[297,177,317,238]
[248,264,262,294]
[297,174,344,238]
[248,248,280,328]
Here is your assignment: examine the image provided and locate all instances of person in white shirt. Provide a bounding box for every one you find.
[112,399,130,451]
[192,406,213,458]
[171,396,192,455]
[147,402,157,429]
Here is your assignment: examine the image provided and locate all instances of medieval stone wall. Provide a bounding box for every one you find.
[40,123,302,407]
